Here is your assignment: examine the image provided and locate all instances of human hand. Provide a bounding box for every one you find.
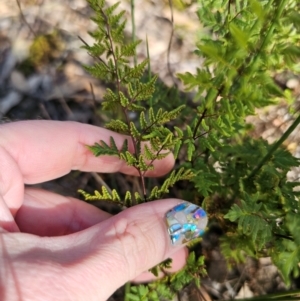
[0,120,187,301]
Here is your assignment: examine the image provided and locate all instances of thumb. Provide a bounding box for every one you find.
[68,199,207,300]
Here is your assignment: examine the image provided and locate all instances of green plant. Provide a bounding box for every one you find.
[18,31,62,75]
[80,0,300,299]
[80,0,193,205]
[185,0,300,286]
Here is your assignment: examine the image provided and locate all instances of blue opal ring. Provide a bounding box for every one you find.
[165,201,208,245]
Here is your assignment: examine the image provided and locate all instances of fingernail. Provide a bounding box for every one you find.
[165,201,208,246]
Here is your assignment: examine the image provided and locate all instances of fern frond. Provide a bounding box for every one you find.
[87,138,119,157]
[78,187,122,205]
[105,119,129,134]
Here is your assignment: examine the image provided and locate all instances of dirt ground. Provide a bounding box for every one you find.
[1,0,300,300]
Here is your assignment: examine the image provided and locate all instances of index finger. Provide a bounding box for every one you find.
[0,120,174,212]
[0,120,174,184]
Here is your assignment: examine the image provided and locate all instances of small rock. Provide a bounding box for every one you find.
[286,78,300,90]
[10,70,28,93]
[0,90,22,115]
[235,283,254,299]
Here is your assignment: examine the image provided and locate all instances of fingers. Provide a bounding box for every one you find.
[15,188,111,236]
[0,120,174,211]
[0,195,20,233]
[1,199,188,300]
[64,199,187,300]
[0,146,24,213]
[0,121,174,185]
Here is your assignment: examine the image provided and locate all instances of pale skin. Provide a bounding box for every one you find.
[0,120,187,301]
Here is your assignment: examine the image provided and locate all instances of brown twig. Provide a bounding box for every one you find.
[15,0,37,38]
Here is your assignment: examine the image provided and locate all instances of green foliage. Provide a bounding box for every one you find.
[148,258,173,277]
[80,0,192,206]
[148,167,194,200]
[88,136,128,157]
[80,0,300,298]
[78,187,122,204]
[224,198,272,248]
[178,0,300,286]
[127,252,206,301]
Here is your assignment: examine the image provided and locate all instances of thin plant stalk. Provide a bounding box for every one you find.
[248,113,300,179]
[146,35,153,107]
[131,0,137,67]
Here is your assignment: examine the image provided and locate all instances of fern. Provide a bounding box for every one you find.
[78,187,122,205]
[81,0,190,207]
[127,252,206,301]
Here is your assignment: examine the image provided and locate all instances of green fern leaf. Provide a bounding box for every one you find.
[201,118,209,131]
[149,137,161,152]
[148,186,159,200]
[124,151,137,165]
[155,108,163,120]
[160,178,170,194]
[200,138,215,152]
[134,191,144,203]
[112,189,121,201]
[138,154,151,171]
[105,119,129,134]
[111,20,126,43]
[128,59,149,79]
[193,171,218,197]
[144,144,157,160]
[173,140,182,159]
[174,126,183,138]
[121,40,141,57]
[101,186,112,199]
[120,139,128,153]
[186,140,195,161]
[119,91,129,107]
[156,152,170,160]
[128,103,146,111]
[127,76,157,101]
[186,125,193,138]
[84,63,113,81]
[87,139,120,157]
[229,22,249,49]
[124,191,132,207]
[139,111,148,130]
[149,107,155,124]
[129,122,140,139]
[109,9,125,26]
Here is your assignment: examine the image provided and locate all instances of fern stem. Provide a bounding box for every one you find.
[130,0,137,66]
[258,0,286,52]
[273,232,294,241]
[78,36,110,71]
[146,35,153,107]
[100,5,121,88]
[100,4,147,199]
[146,35,151,81]
[247,0,287,78]
[248,113,300,179]
[124,282,131,301]
[193,108,207,139]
